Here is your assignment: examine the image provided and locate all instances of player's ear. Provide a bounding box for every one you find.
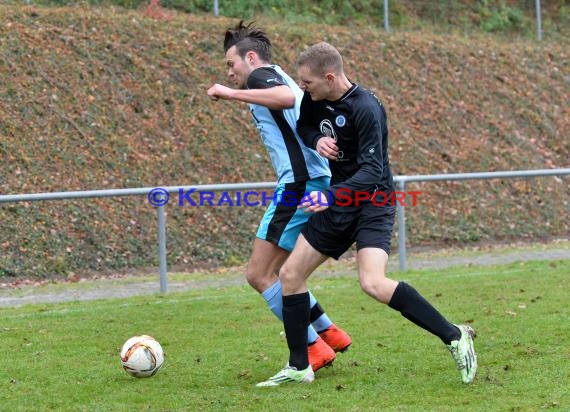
[245,51,256,64]
[325,72,335,82]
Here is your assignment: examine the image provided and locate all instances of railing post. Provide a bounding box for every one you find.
[384,0,390,32]
[535,0,542,41]
[157,204,168,293]
[397,180,407,271]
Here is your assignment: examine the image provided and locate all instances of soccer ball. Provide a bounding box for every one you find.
[120,335,164,378]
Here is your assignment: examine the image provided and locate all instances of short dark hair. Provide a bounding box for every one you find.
[297,42,344,76]
[223,20,272,62]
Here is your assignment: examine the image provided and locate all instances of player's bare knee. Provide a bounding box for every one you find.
[278,264,300,289]
[359,277,391,303]
[359,278,376,297]
[245,266,270,292]
[278,263,291,282]
[245,266,258,284]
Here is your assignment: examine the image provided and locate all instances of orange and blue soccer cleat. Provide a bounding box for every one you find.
[308,337,336,372]
[318,324,352,353]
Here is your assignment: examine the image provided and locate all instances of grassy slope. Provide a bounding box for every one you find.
[0,5,568,277]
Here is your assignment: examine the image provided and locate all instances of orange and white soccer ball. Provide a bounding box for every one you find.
[120,335,164,378]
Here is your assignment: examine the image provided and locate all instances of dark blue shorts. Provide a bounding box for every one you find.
[301,203,395,259]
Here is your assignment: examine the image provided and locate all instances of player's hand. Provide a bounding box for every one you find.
[207,84,234,101]
[316,137,339,160]
[298,190,330,213]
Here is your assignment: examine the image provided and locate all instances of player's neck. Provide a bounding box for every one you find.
[329,75,353,101]
[256,61,273,69]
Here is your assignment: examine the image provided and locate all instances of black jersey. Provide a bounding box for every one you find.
[297,83,394,208]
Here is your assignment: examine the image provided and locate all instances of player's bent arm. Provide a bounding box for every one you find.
[297,92,324,148]
[230,85,295,109]
[332,104,385,193]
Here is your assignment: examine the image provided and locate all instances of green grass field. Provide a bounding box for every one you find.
[1,259,569,411]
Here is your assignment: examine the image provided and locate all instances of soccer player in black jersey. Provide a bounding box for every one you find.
[207,23,352,372]
[257,42,477,387]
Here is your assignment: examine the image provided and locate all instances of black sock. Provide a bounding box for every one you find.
[310,302,325,324]
[388,281,461,344]
[283,292,310,370]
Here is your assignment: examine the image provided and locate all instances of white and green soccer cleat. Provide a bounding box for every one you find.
[447,324,478,384]
[256,364,315,387]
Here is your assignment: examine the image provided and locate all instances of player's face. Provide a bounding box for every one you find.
[225,46,253,89]
[298,65,331,101]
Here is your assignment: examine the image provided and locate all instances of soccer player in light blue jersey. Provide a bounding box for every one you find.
[207,21,351,371]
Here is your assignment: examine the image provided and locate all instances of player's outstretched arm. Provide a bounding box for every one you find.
[207,84,294,110]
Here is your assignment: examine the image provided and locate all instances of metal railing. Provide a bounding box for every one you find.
[394,168,570,271]
[1,168,569,292]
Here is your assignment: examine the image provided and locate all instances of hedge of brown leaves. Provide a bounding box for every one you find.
[0,6,568,277]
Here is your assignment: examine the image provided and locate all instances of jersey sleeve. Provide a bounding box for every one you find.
[297,92,323,149]
[247,67,287,90]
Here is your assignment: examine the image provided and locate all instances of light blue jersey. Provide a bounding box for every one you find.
[247,65,330,184]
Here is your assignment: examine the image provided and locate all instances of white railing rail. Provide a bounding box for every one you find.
[1,168,569,292]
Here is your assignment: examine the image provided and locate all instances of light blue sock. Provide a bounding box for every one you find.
[262,280,318,343]
[309,291,333,333]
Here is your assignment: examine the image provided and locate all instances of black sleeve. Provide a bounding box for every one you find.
[296,92,323,149]
[247,67,286,90]
[331,99,386,193]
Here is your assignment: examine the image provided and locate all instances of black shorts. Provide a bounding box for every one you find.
[301,203,395,260]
